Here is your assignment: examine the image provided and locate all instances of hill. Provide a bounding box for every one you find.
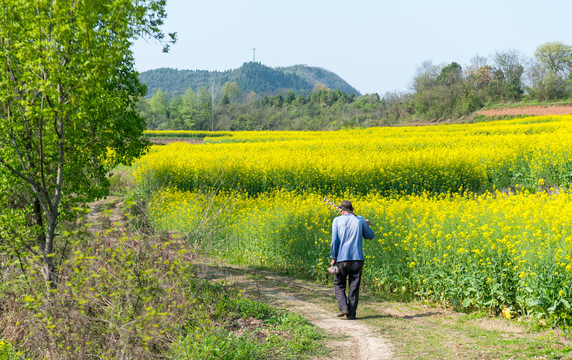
[139,62,361,98]
[277,64,360,95]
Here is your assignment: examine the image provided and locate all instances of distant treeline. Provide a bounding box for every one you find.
[140,41,572,131]
[140,86,392,131]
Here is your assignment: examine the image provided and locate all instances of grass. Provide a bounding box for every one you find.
[169,281,324,360]
[356,294,572,359]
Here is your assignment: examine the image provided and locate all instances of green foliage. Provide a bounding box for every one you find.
[527,42,572,101]
[492,49,526,101]
[142,87,395,131]
[278,64,361,95]
[0,0,173,285]
[0,340,22,360]
[0,214,193,358]
[139,63,361,100]
[221,81,243,104]
[147,89,171,129]
[409,58,523,120]
[437,62,462,86]
[535,42,572,76]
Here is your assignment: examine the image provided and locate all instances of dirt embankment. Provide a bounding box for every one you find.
[476,105,572,117]
[402,105,572,127]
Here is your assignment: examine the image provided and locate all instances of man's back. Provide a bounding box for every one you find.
[330,214,374,262]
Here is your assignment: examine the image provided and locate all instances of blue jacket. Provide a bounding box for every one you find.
[330,214,374,262]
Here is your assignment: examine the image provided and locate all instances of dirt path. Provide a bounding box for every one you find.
[196,260,393,360]
[86,196,123,233]
[240,277,393,360]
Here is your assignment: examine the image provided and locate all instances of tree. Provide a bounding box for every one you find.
[246,90,260,103]
[528,42,572,100]
[411,60,441,93]
[437,62,462,86]
[470,54,489,69]
[410,61,446,118]
[168,95,185,129]
[492,49,526,100]
[534,42,572,77]
[410,61,466,119]
[0,0,175,287]
[179,88,198,129]
[312,83,328,93]
[272,93,284,108]
[463,65,502,106]
[148,89,170,129]
[196,86,212,130]
[221,81,243,104]
[284,90,296,105]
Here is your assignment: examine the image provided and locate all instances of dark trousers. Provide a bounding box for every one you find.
[333,260,364,318]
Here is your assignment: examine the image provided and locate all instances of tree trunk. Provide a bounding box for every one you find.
[33,198,58,289]
[43,214,58,289]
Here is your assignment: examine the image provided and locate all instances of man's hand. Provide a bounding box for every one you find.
[365,219,372,226]
[330,259,336,266]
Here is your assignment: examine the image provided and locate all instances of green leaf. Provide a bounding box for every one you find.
[462,298,472,308]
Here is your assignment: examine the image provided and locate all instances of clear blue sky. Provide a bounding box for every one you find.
[133,0,572,95]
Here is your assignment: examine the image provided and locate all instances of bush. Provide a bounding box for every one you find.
[0,213,195,359]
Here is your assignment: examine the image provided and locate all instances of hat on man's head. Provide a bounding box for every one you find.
[339,200,353,212]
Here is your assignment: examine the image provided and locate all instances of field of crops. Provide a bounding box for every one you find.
[130,115,572,325]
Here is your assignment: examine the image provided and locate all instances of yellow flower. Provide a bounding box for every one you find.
[502,307,511,320]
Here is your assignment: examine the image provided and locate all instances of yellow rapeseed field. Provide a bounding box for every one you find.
[132,115,572,324]
[133,115,572,196]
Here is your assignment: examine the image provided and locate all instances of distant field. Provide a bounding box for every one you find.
[134,115,572,196]
[130,115,572,326]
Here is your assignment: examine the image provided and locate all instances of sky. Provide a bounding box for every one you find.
[133,0,572,96]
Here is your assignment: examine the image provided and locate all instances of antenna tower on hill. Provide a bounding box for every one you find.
[253,48,256,62]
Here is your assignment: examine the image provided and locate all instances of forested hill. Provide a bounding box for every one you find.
[276,65,359,95]
[139,62,361,98]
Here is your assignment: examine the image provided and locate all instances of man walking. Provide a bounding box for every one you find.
[330,200,374,320]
